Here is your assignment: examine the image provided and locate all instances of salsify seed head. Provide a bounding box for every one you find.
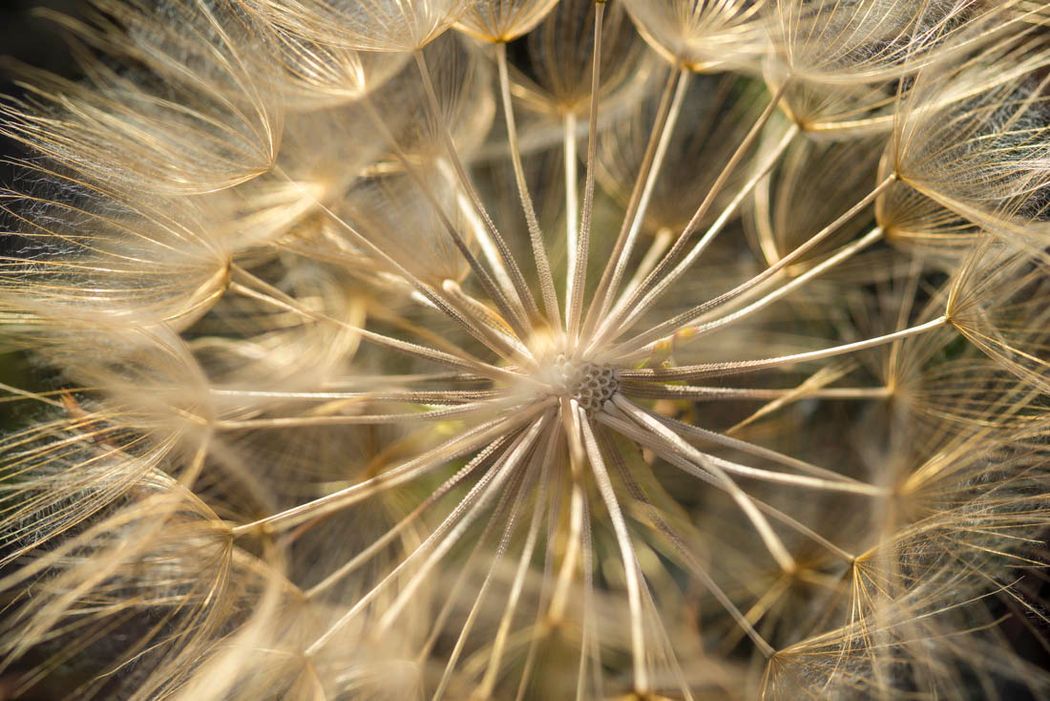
[0,0,1048,700]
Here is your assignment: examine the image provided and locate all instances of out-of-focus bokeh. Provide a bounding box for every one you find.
[0,1,82,440]
[0,0,82,175]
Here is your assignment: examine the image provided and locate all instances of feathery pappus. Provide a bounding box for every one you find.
[0,0,1048,699]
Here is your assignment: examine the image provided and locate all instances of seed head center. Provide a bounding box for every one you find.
[543,354,620,412]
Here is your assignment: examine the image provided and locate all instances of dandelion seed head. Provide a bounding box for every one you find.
[0,0,1047,698]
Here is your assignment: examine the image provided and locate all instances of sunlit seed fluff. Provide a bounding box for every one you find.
[456,0,561,42]
[0,0,282,196]
[239,0,468,52]
[0,0,1048,700]
[623,0,771,74]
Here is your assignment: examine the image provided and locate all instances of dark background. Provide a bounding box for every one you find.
[0,0,82,179]
[0,0,81,95]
